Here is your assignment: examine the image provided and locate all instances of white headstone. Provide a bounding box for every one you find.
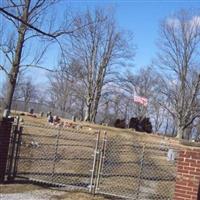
[167,149,176,161]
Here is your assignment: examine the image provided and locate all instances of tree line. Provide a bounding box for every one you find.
[1,1,200,140]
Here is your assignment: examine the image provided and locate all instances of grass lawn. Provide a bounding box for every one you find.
[3,111,181,199]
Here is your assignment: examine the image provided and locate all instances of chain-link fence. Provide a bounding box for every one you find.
[6,123,179,199]
[0,98,73,119]
[96,135,178,200]
[7,123,98,191]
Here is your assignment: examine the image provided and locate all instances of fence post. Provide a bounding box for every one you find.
[12,126,23,179]
[136,143,145,199]
[7,124,18,181]
[94,131,107,193]
[7,117,22,181]
[0,118,13,183]
[51,128,61,182]
[89,131,100,193]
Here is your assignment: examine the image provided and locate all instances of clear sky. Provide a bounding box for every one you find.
[1,0,200,88]
[68,0,200,69]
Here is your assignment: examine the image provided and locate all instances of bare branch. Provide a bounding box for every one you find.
[0,64,9,76]
[0,7,104,39]
[20,64,57,72]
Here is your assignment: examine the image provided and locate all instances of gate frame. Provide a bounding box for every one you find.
[89,130,100,193]
[6,122,103,193]
[93,137,178,200]
[7,121,23,181]
[94,131,107,193]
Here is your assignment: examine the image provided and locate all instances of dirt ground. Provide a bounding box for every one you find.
[0,184,118,200]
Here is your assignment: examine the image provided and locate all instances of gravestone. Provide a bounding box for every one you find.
[129,117,152,133]
[72,116,76,122]
[114,119,126,128]
[29,108,34,114]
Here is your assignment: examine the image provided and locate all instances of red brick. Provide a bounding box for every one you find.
[195,168,200,172]
[180,161,190,166]
[175,188,187,194]
[185,159,197,164]
[178,168,189,174]
[189,171,200,176]
[192,187,199,192]
[174,192,191,199]
[184,166,196,171]
[179,151,185,156]
[174,197,185,200]
[191,195,198,200]
[0,119,12,182]
[182,174,194,179]
[186,191,197,196]
[174,148,200,200]
[175,185,192,191]
[195,176,200,181]
[178,157,185,162]
[190,164,200,169]
[176,181,188,186]
[187,181,198,188]
[185,152,200,159]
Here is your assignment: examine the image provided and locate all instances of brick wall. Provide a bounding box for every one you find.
[174,148,200,200]
[0,118,12,183]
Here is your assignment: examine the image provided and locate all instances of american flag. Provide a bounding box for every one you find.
[133,95,148,106]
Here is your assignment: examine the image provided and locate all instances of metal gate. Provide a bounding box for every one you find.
[94,135,178,200]
[6,123,177,199]
[6,123,99,191]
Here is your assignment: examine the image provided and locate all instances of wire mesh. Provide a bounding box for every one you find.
[96,135,178,200]
[14,123,97,190]
[8,123,179,199]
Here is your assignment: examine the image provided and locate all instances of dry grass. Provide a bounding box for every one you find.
[0,183,42,194]
[9,112,180,199]
[0,184,117,200]
[14,112,180,145]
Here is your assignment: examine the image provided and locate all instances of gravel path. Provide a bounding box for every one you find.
[0,189,66,200]
[0,184,111,200]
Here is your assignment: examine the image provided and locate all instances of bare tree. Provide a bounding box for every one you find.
[1,72,38,111]
[18,78,37,110]
[95,86,130,125]
[48,69,72,112]
[121,68,159,111]
[0,0,91,117]
[0,0,55,116]
[157,10,200,139]
[64,8,134,122]
[47,57,87,118]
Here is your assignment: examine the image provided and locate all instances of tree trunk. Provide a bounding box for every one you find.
[24,102,28,112]
[84,96,92,121]
[176,125,185,140]
[90,64,107,123]
[172,125,176,137]
[103,101,109,123]
[2,0,30,117]
[80,99,85,121]
[91,91,101,123]
[164,118,169,136]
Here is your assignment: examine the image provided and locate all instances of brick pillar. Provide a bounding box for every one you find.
[0,118,12,183]
[174,148,200,200]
